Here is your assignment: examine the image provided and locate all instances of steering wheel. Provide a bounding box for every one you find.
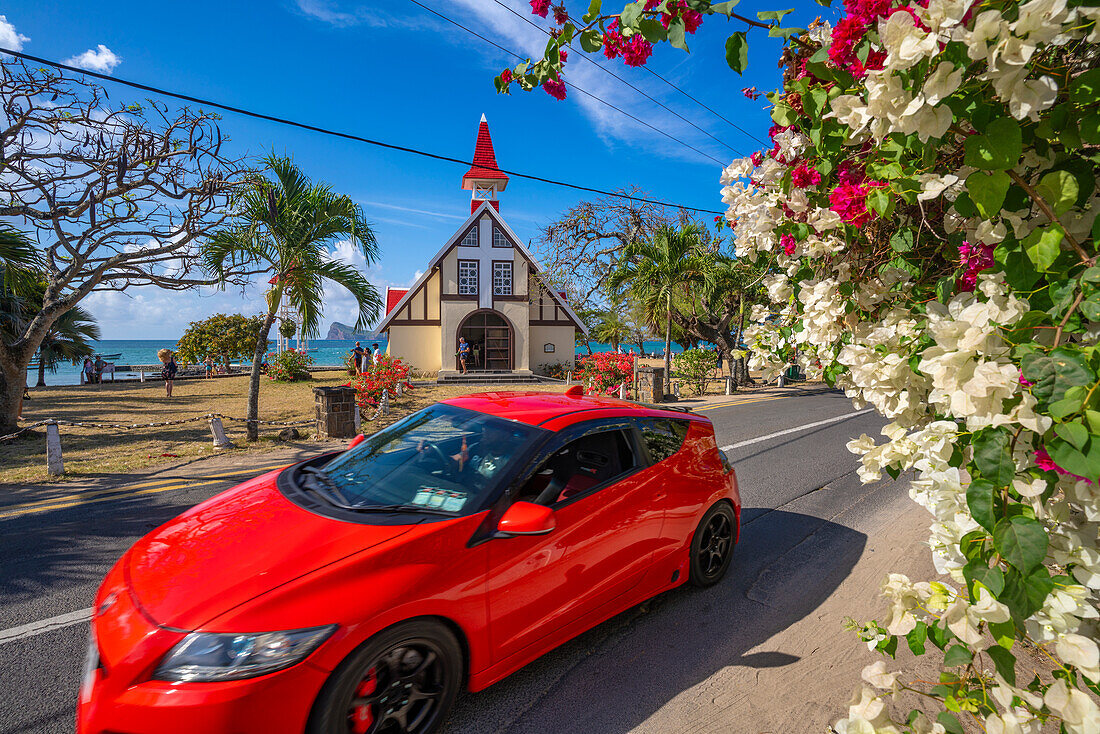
[418,441,458,474]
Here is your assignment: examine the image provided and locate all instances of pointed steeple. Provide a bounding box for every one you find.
[462,114,508,212]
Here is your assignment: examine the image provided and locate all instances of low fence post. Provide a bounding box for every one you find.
[565,372,571,385]
[381,389,389,416]
[618,382,628,400]
[396,382,404,397]
[209,415,234,449]
[139,370,145,383]
[354,403,361,433]
[726,375,733,395]
[45,421,64,476]
[673,381,681,399]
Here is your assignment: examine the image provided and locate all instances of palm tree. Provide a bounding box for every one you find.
[607,224,708,390]
[34,304,100,386]
[590,307,633,352]
[202,155,381,440]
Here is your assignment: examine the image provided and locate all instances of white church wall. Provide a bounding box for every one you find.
[387,325,441,374]
[530,325,576,373]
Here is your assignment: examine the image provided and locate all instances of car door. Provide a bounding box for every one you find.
[485,420,664,663]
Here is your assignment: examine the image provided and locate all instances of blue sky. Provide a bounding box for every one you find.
[5,0,836,338]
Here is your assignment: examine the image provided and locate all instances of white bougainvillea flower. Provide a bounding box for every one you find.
[1008,75,1059,120]
[917,173,960,201]
[1056,634,1100,682]
[1045,679,1100,734]
[880,11,939,69]
[861,661,900,690]
[923,62,964,105]
[985,710,1041,734]
[967,9,1008,60]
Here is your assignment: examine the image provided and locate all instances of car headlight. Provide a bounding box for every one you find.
[152,625,336,682]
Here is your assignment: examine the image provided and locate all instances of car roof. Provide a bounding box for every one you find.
[439,390,701,429]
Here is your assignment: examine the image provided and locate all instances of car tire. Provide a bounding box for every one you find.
[688,502,736,588]
[307,619,463,734]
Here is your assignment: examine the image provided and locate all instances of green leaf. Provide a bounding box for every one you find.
[906,622,927,655]
[1070,68,1100,107]
[709,0,741,14]
[803,87,828,118]
[936,275,956,304]
[619,1,644,27]
[667,17,688,50]
[964,559,1005,597]
[966,479,996,532]
[1047,436,1100,483]
[757,8,793,22]
[866,188,892,217]
[988,619,1016,649]
[725,31,748,74]
[1022,348,1092,402]
[993,516,1049,574]
[927,623,952,651]
[1086,409,1100,434]
[937,712,965,734]
[1055,420,1089,451]
[579,28,603,52]
[966,170,1011,219]
[890,228,914,253]
[1023,224,1065,272]
[582,0,602,23]
[996,240,1040,291]
[973,428,1015,486]
[960,530,988,561]
[814,0,832,6]
[964,118,1022,170]
[1081,114,1100,145]
[637,17,667,42]
[1000,565,1054,623]
[986,646,1017,686]
[1035,170,1080,217]
[944,645,973,666]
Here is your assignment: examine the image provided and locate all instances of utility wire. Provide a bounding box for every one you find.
[490,0,748,157]
[405,0,727,167]
[0,47,725,215]
[643,66,768,147]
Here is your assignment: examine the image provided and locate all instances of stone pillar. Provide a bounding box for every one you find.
[314,386,358,439]
[636,366,664,403]
[45,421,64,476]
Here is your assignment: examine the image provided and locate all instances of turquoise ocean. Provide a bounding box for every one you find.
[30,338,684,386]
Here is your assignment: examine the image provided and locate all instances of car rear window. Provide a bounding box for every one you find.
[638,418,690,463]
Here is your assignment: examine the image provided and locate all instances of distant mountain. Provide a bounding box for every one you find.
[326,321,374,340]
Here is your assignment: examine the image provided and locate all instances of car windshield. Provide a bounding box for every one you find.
[318,404,544,515]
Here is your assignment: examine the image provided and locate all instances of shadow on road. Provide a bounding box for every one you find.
[445,507,867,734]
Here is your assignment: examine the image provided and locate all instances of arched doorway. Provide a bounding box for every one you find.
[458,310,512,371]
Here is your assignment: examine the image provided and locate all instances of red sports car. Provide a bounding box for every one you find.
[78,388,740,734]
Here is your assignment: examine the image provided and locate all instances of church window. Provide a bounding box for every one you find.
[459,260,479,295]
[493,261,513,296]
[492,227,509,248]
[461,227,478,247]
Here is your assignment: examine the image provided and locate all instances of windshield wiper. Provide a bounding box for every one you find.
[300,466,355,508]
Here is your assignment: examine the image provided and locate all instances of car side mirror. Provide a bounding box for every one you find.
[496,502,555,537]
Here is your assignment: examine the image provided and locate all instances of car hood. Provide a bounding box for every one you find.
[126,469,415,630]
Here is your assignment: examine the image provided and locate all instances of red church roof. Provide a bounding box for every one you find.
[385,288,408,316]
[462,115,509,184]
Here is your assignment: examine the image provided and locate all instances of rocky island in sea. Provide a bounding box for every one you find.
[325,321,375,340]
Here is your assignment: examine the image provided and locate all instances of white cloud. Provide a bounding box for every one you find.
[292,0,441,30]
[0,15,29,52]
[64,44,122,74]
[295,0,359,26]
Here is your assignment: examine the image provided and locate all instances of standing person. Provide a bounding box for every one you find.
[371,343,381,367]
[204,356,215,379]
[457,337,471,375]
[82,357,95,385]
[93,355,105,384]
[158,348,178,397]
[351,341,365,375]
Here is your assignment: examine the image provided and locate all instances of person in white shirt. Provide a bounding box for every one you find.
[371,343,381,366]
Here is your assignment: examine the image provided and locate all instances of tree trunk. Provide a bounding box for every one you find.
[247,304,279,441]
[635,337,646,356]
[664,294,673,393]
[0,358,27,435]
[36,357,46,387]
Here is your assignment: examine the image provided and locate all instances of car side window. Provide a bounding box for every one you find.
[516,429,638,506]
[638,418,690,464]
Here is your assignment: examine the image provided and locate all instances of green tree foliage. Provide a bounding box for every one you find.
[202,155,381,439]
[673,348,718,395]
[32,303,99,387]
[175,313,265,369]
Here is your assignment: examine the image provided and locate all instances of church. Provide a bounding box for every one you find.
[377,115,586,377]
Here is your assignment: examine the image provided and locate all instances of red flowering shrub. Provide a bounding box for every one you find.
[578,352,634,396]
[353,354,413,406]
[543,78,567,100]
[529,0,550,18]
[267,350,313,382]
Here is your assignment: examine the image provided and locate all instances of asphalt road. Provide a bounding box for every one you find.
[0,388,895,734]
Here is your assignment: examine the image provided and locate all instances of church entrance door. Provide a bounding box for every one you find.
[458,310,512,371]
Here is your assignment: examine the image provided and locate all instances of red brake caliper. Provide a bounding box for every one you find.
[350,667,377,734]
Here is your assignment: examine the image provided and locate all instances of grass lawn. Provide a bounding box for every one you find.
[3,372,569,487]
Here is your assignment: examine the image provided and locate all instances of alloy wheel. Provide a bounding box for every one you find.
[697,512,732,580]
[347,642,446,734]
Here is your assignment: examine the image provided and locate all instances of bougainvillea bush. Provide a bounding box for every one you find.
[353,354,412,406]
[266,349,313,382]
[500,0,1100,731]
[578,351,635,395]
[674,348,718,395]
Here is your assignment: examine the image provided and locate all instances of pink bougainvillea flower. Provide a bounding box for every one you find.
[500,68,513,84]
[791,163,822,188]
[956,240,996,292]
[1035,447,1093,485]
[542,78,567,100]
[829,179,886,227]
[750,151,765,167]
[781,234,797,256]
[742,87,760,100]
[559,48,568,63]
[1019,369,1034,387]
[837,160,866,185]
[530,0,551,17]
[621,34,653,66]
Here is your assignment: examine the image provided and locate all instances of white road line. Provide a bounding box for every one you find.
[0,608,91,645]
[720,408,874,452]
